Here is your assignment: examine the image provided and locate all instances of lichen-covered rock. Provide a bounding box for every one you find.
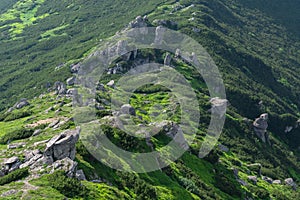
[44,128,80,162]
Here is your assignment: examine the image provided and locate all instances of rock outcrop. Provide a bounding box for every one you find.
[285,178,297,190]
[129,16,149,28]
[44,128,80,161]
[209,97,228,117]
[253,113,269,143]
[53,81,67,95]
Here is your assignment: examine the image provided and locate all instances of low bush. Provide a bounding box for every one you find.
[47,170,89,198]
[0,127,34,144]
[0,168,29,185]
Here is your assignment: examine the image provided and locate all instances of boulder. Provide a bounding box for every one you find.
[262,176,273,184]
[154,26,165,45]
[248,176,258,184]
[164,53,172,66]
[253,113,268,143]
[106,80,115,88]
[70,63,81,73]
[66,77,76,86]
[44,128,80,161]
[53,81,67,95]
[32,129,42,137]
[7,142,25,149]
[120,104,136,116]
[210,97,228,117]
[3,156,21,173]
[273,180,281,184]
[51,157,77,177]
[129,16,148,28]
[76,169,87,181]
[14,98,30,109]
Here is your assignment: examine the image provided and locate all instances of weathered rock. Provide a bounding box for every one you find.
[253,113,268,143]
[129,16,148,28]
[51,157,78,177]
[106,80,115,88]
[120,104,136,116]
[273,180,281,184]
[70,63,81,73]
[44,128,80,162]
[54,81,67,95]
[248,176,258,184]
[66,77,76,86]
[285,126,293,133]
[47,119,60,129]
[14,98,30,109]
[154,26,165,45]
[210,97,228,117]
[20,153,43,169]
[218,144,229,152]
[175,49,181,58]
[285,178,297,190]
[164,53,172,66]
[24,149,41,161]
[7,142,25,149]
[3,156,21,173]
[1,190,18,197]
[262,176,273,184]
[76,169,86,181]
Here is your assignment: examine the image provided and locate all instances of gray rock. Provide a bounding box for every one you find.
[237,178,248,186]
[285,178,297,190]
[66,77,76,86]
[120,104,136,116]
[7,142,25,149]
[76,169,86,181]
[175,49,181,58]
[210,97,228,117]
[4,156,19,165]
[248,176,258,184]
[129,16,148,28]
[154,26,165,45]
[15,98,30,109]
[32,129,42,136]
[106,80,115,88]
[48,119,60,129]
[54,81,67,95]
[262,176,273,184]
[1,189,18,197]
[164,53,172,66]
[20,153,43,169]
[70,63,81,73]
[253,113,268,143]
[44,128,80,161]
[273,180,281,184]
[51,157,78,177]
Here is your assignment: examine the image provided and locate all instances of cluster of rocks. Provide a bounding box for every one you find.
[6,98,30,113]
[129,15,149,28]
[0,128,86,180]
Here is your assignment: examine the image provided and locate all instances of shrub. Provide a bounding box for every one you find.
[0,127,34,144]
[0,168,29,185]
[47,170,89,198]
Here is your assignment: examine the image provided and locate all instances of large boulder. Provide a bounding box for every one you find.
[285,178,297,190]
[120,104,136,116]
[253,113,269,143]
[44,128,80,162]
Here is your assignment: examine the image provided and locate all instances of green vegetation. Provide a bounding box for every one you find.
[0,0,299,199]
[0,167,29,186]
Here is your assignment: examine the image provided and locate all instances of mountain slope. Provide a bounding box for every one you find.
[0,0,299,199]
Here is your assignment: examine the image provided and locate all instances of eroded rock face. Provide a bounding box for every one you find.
[44,128,80,161]
[253,113,269,143]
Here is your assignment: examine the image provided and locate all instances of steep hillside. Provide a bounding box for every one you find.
[0,0,299,199]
